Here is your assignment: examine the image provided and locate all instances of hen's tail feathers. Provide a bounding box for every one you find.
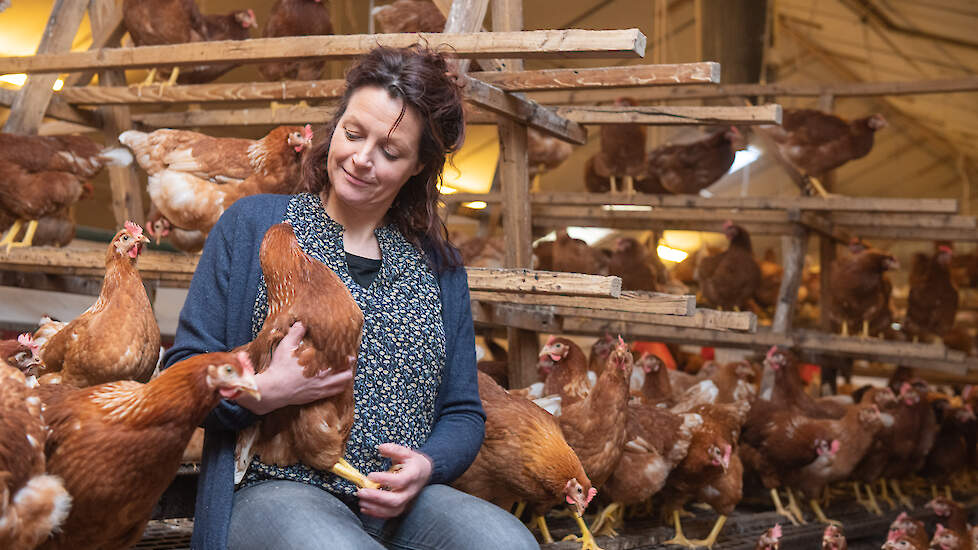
[118,131,148,160]
[4,474,72,549]
[99,147,133,167]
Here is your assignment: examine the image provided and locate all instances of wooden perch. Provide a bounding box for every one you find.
[461,75,586,144]
[544,104,782,125]
[471,302,756,332]
[465,268,622,298]
[0,29,647,74]
[470,290,696,316]
[57,63,722,106]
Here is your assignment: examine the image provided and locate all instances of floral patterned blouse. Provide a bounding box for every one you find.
[239,193,447,496]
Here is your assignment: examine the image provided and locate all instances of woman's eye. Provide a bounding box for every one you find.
[382,149,399,161]
[344,130,359,140]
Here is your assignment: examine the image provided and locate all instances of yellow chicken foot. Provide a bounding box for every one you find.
[841,322,849,337]
[945,485,953,500]
[609,175,618,194]
[163,66,180,87]
[771,488,800,526]
[663,509,700,548]
[531,515,554,544]
[931,484,939,500]
[512,501,526,519]
[786,488,807,525]
[136,68,158,91]
[623,174,635,195]
[690,515,728,549]
[863,483,884,516]
[589,502,621,537]
[809,499,841,526]
[0,219,23,250]
[890,479,914,508]
[861,320,870,338]
[878,479,896,510]
[3,219,37,252]
[329,457,380,489]
[562,513,604,550]
[531,172,542,193]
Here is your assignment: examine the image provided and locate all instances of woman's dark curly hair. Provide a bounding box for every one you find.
[299,44,465,269]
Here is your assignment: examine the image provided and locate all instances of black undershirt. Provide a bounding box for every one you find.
[345,252,382,288]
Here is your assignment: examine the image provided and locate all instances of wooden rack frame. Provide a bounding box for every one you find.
[3,0,975,386]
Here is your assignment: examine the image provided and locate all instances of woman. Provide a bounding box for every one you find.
[163,45,538,550]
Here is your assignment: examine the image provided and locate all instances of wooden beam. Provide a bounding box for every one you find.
[0,245,196,286]
[772,224,806,333]
[470,290,696,316]
[444,192,959,213]
[465,267,622,297]
[548,104,782,125]
[554,305,756,331]
[0,29,648,74]
[462,75,587,144]
[57,63,722,106]
[471,302,558,333]
[62,2,127,88]
[133,105,338,127]
[0,87,98,128]
[90,0,144,226]
[2,0,89,134]
[527,76,978,104]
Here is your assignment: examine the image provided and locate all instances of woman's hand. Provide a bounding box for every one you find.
[234,321,353,415]
[357,443,433,518]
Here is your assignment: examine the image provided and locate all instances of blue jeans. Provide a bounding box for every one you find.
[227,480,539,550]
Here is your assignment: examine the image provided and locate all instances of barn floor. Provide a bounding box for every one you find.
[136,495,971,549]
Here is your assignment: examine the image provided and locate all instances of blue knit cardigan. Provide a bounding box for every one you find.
[162,194,485,550]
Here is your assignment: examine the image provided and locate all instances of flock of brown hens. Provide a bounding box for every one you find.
[467,331,978,550]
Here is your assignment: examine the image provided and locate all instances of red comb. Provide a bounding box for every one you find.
[17,333,33,347]
[771,524,782,539]
[124,220,143,239]
[939,245,953,254]
[586,487,597,505]
[303,124,313,140]
[830,439,841,454]
[723,220,734,229]
[766,346,779,359]
[546,335,556,345]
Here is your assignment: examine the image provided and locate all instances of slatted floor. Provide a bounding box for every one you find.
[136,497,961,549]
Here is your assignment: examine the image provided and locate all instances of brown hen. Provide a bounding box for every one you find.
[763,109,887,176]
[827,246,898,337]
[607,237,660,291]
[373,0,445,33]
[642,127,746,195]
[585,97,647,194]
[453,371,595,545]
[258,0,333,81]
[905,245,958,342]
[0,133,131,251]
[35,351,258,550]
[176,10,257,84]
[235,223,370,489]
[37,223,160,387]
[0,362,71,550]
[696,222,761,310]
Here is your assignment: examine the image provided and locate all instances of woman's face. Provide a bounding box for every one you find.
[326,85,425,214]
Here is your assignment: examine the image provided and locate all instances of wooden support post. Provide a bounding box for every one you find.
[2,0,89,134]
[772,223,806,333]
[90,0,145,226]
[444,0,490,75]
[492,0,537,389]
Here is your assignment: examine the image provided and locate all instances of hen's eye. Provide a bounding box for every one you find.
[577,487,582,494]
[224,365,233,374]
[123,235,130,241]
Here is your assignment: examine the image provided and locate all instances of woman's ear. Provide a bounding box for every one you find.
[412,162,425,177]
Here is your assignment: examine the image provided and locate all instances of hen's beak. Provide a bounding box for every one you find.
[234,372,261,401]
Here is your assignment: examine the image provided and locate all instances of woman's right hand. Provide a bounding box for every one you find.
[234,321,353,415]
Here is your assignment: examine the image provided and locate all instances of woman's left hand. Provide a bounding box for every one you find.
[357,443,433,518]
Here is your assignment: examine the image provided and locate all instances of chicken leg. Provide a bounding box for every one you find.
[770,488,800,526]
[329,457,380,489]
[690,515,728,549]
[809,499,841,526]
[623,175,635,195]
[589,501,622,537]
[663,509,698,548]
[531,515,554,544]
[890,479,914,508]
[562,512,604,550]
[0,219,38,252]
[512,501,525,519]
[609,175,618,194]
[786,488,807,524]
[861,483,883,516]
[877,479,896,510]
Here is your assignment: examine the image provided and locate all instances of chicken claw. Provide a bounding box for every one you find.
[808,499,841,526]
[877,479,896,510]
[890,479,914,508]
[1,219,38,252]
[860,483,883,516]
[589,502,621,537]
[690,514,727,549]
[786,488,807,525]
[663,509,699,548]
[330,457,380,489]
[562,513,604,550]
[770,488,800,526]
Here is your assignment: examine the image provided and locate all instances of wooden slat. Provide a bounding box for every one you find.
[471,302,557,333]
[443,0,489,75]
[550,104,782,125]
[528,76,978,104]
[57,63,722,106]
[470,290,696,316]
[0,29,648,74]
[133,105,338,127]
[0,87,98,128]
[2,0,90,134]
[0,246,196,286]
[554,306,756,331]
[63,2,127,88]
[772,225,807,333]
[442,192,960,213]
[465,268,621,297]
[461,76,587,144]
